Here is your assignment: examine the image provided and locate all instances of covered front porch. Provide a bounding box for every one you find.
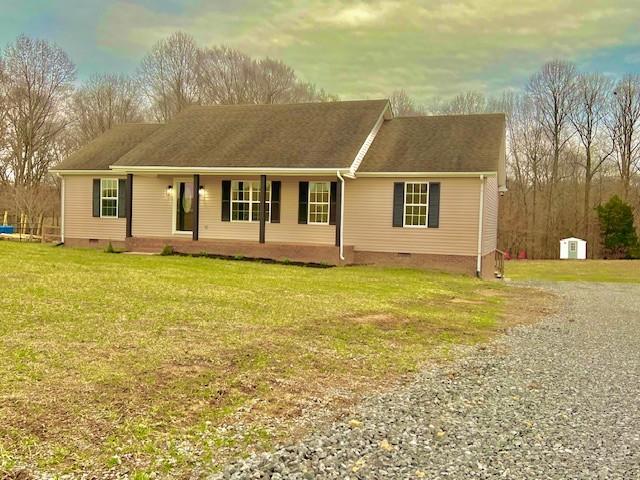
[120,171,350,264]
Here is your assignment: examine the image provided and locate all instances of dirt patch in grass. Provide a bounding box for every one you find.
[349,313,409,329]
[0,243,555,478]
[499,285,557,330]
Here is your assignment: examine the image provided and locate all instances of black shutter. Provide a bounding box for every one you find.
[392,182,405,227]
[329,181,337,225]
[92,179,100,217]
[271,181,281,223]
[221,180,231,221]
[118,179,126,218]
[298,181,309,224]
[428,182,440,228]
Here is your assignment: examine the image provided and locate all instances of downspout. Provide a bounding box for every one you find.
[60,175,65,244]
[337,170,345,261]
[476,174,485,277]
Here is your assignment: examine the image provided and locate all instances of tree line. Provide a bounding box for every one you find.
[390,62,640,259]
[0,32,335,229]
[0,32,638,256]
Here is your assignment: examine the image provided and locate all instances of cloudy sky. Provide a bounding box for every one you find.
[2,0,639,102]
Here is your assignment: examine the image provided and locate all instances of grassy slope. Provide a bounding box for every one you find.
[1,242,509,477]
[506,259,640,283]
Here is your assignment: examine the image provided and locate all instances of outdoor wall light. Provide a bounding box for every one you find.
[199,185,205,193]
[167,185,173,193]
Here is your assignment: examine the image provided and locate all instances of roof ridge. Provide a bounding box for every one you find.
[112,122,164,127]
[393,112,506,120]
[179,99,389,111]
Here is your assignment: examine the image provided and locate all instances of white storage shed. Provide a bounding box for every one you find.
[560,237,587,260]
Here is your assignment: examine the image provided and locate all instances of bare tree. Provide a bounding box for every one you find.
[71,73,145,145]
[526,60,576,251]
[389,89,423,116]
[511,94,549,257]
[0,55,8,185]
[138,32,199,121]
[429,91,488,114]
[288,82,337,103]
[569,73,614,240]
[0,35,76,187]
[196,46,255,104]
[608,74,640,199]
[196,45,336,106]
[253,58,297,104]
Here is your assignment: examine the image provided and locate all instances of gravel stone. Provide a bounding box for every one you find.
[214,282,640,479]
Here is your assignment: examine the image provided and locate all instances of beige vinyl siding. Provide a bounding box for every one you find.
[344,177,481,256]
[266,176,335,245]
[63,175,125,241]
[482,176,498,254]
[131,175,174,238]
[128,175,335,244]
[201,176,335,244]
[130,175,259,241]
[200,176,258,241]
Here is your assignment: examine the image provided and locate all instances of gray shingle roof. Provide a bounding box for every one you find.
[53,101,505,174]
[114,100,389,169]
[54,124,162,171]
[359,113,506,172]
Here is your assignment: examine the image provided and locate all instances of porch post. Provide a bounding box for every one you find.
[126,173,133,238]
[193,174,200,241]
[259,174,267,243]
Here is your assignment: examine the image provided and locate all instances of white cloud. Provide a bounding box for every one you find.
[96,0,640,101]
[319,2,401,27]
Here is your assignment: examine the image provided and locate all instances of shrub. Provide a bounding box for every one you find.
[104,242,115,254]
[160,245,174,256]
[596,195,639,258]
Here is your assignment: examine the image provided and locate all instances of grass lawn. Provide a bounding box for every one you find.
[0,242,527,477]
[506,259,640,283]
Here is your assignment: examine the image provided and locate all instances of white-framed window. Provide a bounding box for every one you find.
[100,178,118,218]
[308,181,330,224]
[231,180,271,222]
[404,182,428,227]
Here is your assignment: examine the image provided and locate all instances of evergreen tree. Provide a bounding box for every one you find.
[596,195,639,258]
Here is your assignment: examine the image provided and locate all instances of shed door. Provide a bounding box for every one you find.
[568,241,578,259]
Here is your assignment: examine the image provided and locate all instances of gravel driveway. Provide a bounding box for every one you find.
[218,282,640,479]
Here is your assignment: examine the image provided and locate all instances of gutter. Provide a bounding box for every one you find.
[336,170,345,261]
[476,174,485,278]
[60,175,65,244]
[107,165,353,176]
[356,171,498,178]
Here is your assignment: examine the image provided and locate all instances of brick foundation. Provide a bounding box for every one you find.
[64,238,127,250]
[125,236,354,265]
[352,250,498,279]
[64,236,498,278]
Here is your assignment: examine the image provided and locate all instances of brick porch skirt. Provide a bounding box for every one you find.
[64,237,497,278]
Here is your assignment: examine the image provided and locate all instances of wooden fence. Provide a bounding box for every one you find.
[1,212,61,243]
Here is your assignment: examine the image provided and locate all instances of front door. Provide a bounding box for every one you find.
[175,181,194,233]
[568,241,578,259]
